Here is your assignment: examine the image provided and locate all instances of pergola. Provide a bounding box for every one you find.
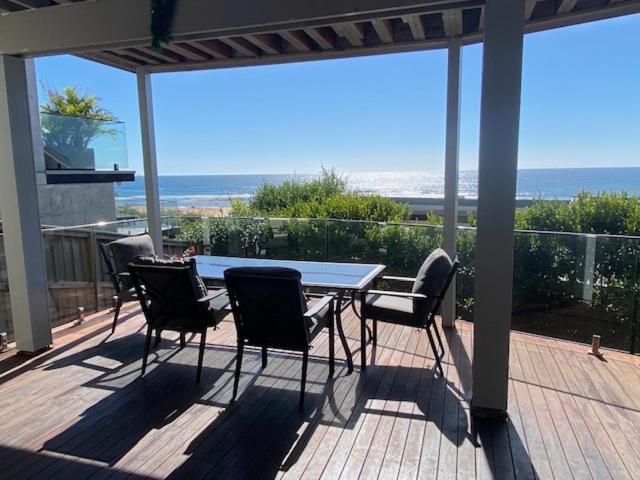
[1,0,638,417]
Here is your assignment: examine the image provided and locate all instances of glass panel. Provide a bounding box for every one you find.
[511,230,640,352]
[41,113,128,171]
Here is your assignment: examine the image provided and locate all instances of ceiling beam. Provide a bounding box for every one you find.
[303,27,336,49]
[372,19,394,43]
[191,39,231,59]
[402,15,426,40]
[279,30,314,51]
[525,0,537,20]
[0,0,463,56]
[557,0,578,14]
[245,33,281,54]
[333,23,365,46]
[442,9,463,36]
[114,48,164,65]
[220,37,260,57]
[164,42,211,61]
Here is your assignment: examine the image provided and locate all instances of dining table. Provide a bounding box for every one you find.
[194,255,386,373]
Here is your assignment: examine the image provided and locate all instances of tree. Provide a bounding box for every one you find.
[41,86,118,151]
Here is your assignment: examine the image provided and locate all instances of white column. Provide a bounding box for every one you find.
[0,56,51,353]
[472,0,525,416]
[136,68,163,252]
[442,38,462,328]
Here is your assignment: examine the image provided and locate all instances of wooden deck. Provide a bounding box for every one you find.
[1,303,640,479]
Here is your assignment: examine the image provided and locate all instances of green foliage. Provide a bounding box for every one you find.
[151,0,177,50]
[515,191,640,235]
[231,168,410,222]
[41,86,118,151]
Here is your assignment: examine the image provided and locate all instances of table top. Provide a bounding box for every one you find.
[194,255,385,290]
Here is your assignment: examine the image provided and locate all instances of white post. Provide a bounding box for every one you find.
[136,68,163,253]
[471,0,525,416]
[442,38,462,328]
[0,56,51,353]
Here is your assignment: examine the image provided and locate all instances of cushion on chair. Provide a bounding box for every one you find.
[411,248,453,316]
[108,234,156,288]
[135,256,208,298]
[364,293,417,326]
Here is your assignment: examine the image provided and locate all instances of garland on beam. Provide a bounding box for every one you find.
[151,0,177,51]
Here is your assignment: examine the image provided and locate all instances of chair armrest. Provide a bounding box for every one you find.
[304,292,336,318]
[363,289,428,300]
[197,288,228,303]
[115,271,130,278]
[381,275,416,283]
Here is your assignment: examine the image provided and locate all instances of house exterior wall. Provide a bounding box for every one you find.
[37,183,117,227]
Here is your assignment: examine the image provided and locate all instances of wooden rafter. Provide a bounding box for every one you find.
[402,14,426,40]
[371,19,394,43]
[303,27,336,49]
[164,42,211,61]
[220,37,260,57]
[442,9,463,36]
[557,0,578,14]
[116,48,165,65]
[245,33,281,54]
[525,0,538,20]
[192,39,231,59]
[279,30,314,52]
[333,22,365,46]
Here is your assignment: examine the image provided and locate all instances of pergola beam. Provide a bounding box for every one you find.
[442,10,463,36]
[402,15,427,40]
[372,19,394,43]
[0,0,459,56]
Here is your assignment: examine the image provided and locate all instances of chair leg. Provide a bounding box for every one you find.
[300,349,309,410]
[426,327,444,377]
[155,328,162,347]
[262,345,268,369]
[180,332,186,349]
[328,307,335,378]
[233,339,244,401]
[360,316,367,370]
[432,322,445,357]
[141,325,153,376]
[196,330,207,383]
[111,297,122,334]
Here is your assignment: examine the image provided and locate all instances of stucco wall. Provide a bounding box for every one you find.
[37,183,117,227]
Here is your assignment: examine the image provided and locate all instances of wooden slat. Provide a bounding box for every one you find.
[371,19,394,43]
[442,9,463,36]
[558,0,579,14]
[165,42,211,61]
[332,22,365,47]
[220,37,260,57]
[303,26,336,50]
[402,14,427,40]
[279,30,314,52]
[191,39,231,59]
[245,33,282,55]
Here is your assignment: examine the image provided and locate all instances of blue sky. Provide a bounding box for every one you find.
[35,14,639,176]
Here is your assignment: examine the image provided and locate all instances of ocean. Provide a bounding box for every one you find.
[114,167,640,208]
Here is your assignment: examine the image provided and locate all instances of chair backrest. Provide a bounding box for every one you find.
[129,258,207,332]
[224,267,309,351]
[99,242,121,292]
[412,249,459,317]
[107,234,155,289]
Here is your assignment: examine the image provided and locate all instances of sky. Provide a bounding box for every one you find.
[35,14,640,176]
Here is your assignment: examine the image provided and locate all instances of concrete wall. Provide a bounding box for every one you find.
[37,183,117,227]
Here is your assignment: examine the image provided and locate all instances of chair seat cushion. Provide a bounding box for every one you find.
[364,293,420,326]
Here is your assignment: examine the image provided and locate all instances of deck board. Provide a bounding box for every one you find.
[1,303,640,479]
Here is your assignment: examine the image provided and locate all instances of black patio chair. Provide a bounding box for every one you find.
[128,257,229,382]
[360,248,459,376]
[224,267,335,408]
[100,233,156,333]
